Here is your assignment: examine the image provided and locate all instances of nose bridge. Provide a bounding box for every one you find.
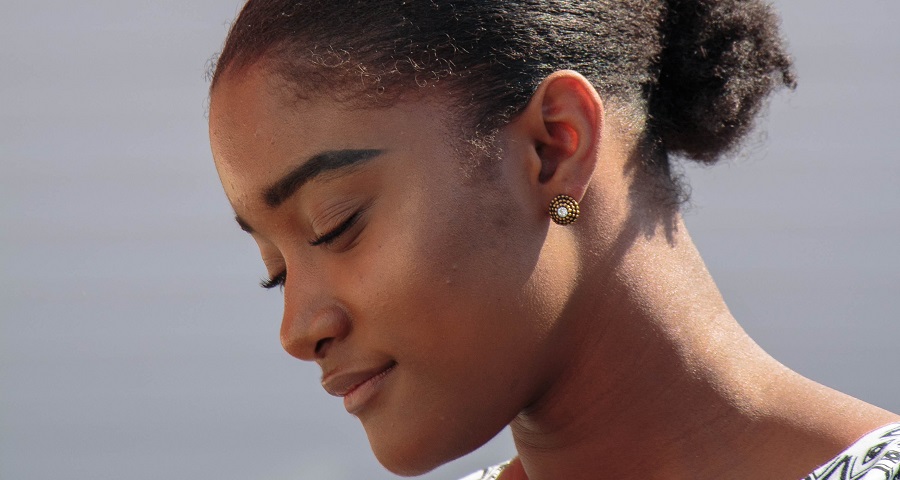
[279,266,350,361]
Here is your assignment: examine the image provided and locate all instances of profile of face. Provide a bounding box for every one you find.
[208,65,585,475]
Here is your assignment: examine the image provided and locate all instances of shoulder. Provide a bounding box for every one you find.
[459,460,511,480]
[804,423,900,480]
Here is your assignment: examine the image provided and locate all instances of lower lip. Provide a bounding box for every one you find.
[343,364,395,414]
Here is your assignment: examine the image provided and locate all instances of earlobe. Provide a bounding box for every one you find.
[514,70,604,204]
[549,194,580,225]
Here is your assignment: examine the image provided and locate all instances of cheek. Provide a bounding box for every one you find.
[368,167,564,374]
[331,161,573,472]
[387,188,526,344]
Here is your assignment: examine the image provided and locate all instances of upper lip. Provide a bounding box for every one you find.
[321,361,396,397]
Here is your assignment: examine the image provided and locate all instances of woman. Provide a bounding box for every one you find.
[207,1,899,479]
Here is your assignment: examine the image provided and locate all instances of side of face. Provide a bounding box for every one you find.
[208,66,578,475]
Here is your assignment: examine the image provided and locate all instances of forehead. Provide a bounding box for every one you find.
[208,67,321,205]
[207,65,465,213]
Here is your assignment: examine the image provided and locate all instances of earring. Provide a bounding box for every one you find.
[549,194,579,225]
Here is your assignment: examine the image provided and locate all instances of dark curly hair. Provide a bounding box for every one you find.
[210,0,795,202]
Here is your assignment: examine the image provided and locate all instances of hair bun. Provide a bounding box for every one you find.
[649,0,796,163]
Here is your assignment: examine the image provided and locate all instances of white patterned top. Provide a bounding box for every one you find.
[804,423,900,480]
[461,423,900,480]
[458,460,510,480]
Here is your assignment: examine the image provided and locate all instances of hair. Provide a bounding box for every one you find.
[210,0,795,203]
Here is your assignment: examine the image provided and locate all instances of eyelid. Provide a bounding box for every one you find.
[260,270,286,290]
[258,203,367,290]
[309,207,365,247]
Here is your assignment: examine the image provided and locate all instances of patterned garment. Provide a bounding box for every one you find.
[804,423,900,480]
[459,461,510,480]
[462,423,900,480]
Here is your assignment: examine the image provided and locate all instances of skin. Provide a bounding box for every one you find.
[209,64,898,479]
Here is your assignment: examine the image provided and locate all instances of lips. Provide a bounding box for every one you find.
[321,361,397,398]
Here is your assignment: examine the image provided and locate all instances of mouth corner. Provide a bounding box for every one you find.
[322,360,398,398]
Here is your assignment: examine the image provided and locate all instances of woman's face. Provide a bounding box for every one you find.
[209,66,576,474]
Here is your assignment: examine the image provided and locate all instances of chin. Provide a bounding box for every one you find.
[375,456,439,477]
[367,431,457,477]
[364,419,494,477]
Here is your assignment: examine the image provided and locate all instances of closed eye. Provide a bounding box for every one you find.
[260,206,366,290]
[260,271,286,290]
[309,209,364,247]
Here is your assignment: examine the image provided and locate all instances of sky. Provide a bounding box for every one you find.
[2,1,899,479]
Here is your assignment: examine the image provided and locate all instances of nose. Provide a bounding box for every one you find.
[279,275,350,361]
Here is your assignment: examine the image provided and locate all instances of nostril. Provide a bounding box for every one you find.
[281,304,350,361]
[314,338,332,356]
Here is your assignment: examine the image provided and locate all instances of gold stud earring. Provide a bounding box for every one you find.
[549,194,580,225]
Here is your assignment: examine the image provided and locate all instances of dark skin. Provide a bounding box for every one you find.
[209,65,898,479]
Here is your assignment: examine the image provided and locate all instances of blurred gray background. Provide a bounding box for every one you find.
[1,1,898,479]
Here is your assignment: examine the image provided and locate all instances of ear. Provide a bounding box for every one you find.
[509,70,604,206]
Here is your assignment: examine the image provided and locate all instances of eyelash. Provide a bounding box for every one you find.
[260,271,286,290]
[260,209,364,290]
[309,209,363,247]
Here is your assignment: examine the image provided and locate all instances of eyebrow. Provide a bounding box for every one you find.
[234,148,383,234]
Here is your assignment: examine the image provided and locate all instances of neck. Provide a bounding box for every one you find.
[507,214,897,480]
